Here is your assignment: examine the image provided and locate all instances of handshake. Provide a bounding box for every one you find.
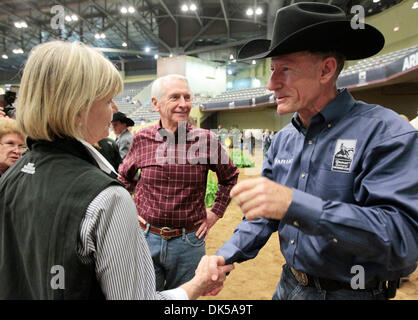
[180,255,234,300]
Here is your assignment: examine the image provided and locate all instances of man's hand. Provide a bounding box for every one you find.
[180,255,234,300]
[230,177,293,221]
[201,256,231,296]
[196,210,219,241]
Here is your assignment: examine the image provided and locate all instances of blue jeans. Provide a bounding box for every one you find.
[272,264,387,300]
[143,225,206,291]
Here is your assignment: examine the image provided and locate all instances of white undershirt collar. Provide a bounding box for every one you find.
[78,139,118,177]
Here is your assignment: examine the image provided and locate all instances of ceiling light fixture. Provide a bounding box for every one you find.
[122,42,127,47]
[190,3,197,11]
[2,54,8,59]
[65,14,78,22]
[14,21,27,28]
[128,6,135,13]
[246,8,254,16]
[120,7,128,14]
[181,4,189,12]
[255,7,263,15]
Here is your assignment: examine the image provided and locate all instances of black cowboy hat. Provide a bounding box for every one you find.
[111,112,135,127]
[238,2,385,61]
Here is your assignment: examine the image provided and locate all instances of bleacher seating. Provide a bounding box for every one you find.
[203,87,272,104]
[114,101,138,115]
[340,44,418,76]
[114,81,152,101]
[128,103,160,124]
[114,80,155,125]
[200,87,274,111]
[193,95,213,105]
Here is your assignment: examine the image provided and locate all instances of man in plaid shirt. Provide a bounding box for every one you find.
[118,74,239,291]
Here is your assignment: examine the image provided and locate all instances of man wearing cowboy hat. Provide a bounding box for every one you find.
[111,111,134,159]
[216,2,418,300]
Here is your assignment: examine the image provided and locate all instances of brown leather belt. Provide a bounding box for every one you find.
[290,266,383,291]
[139,221,200,240]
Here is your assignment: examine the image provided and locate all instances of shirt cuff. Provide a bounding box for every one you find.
[216,241,243,265]
[210,202,227,218]
[282,188,323,234]
[162,288,189,300]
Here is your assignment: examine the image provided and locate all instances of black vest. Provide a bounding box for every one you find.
[0,138,122,299]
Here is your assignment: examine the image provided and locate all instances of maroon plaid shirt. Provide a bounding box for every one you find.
[118,121,239,228]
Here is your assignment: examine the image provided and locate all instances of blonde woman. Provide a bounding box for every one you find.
[0,41,232,300]
[0,117,26,177]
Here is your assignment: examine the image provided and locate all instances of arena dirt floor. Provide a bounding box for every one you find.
[200,149,417,300]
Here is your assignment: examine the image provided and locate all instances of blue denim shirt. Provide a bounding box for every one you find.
[217,89,418,283]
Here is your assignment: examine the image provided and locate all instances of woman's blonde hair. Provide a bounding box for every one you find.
[17,41,123,141]
[0,117,24,140]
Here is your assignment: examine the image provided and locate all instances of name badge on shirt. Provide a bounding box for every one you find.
[332,139,357,173]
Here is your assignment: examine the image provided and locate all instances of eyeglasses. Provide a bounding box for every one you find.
[0,142,28,152]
